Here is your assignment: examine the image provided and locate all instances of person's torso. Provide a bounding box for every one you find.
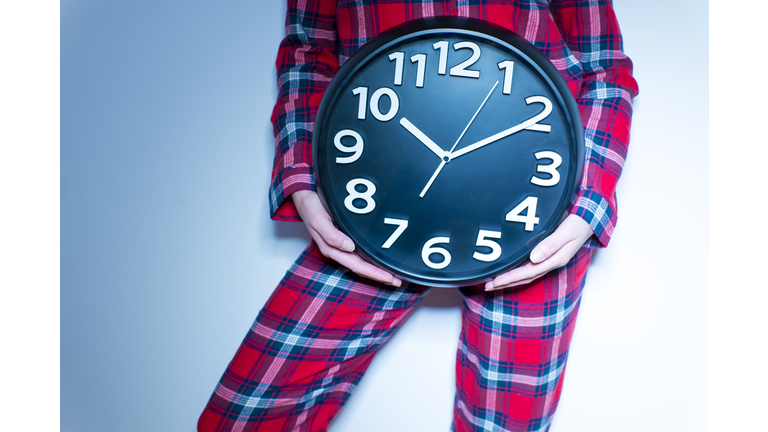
[335,0,583,96]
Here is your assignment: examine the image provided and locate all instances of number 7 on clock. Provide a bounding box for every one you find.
[382,218,408,249]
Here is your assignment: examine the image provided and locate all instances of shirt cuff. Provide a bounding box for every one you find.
[269,164,315,222]
[569,188,617,248]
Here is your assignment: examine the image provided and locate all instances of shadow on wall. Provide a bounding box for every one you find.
[274,219,312,242]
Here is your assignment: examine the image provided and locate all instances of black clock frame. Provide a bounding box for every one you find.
[312,17,584,287]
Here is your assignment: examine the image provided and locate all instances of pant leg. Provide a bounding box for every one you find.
[198,241,430,432]
[453,245,595,432]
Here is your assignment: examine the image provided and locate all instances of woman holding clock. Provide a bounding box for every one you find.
[199,1,638,431]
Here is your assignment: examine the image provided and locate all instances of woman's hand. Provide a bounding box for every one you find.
[485,214,594,291]
[292,190,403,287]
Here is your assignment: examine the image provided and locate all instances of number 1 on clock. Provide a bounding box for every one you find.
[498,60,514,95]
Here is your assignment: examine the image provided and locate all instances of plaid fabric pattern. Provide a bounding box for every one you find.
[454,246,591,431]
[205,1,638,430]
[199,242,593,432]
[269,0,638,247]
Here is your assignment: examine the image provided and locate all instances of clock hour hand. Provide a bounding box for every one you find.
[399,118,447,159]
[447,96,552,161]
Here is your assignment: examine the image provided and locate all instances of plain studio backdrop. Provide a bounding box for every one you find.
[61,1,707,431]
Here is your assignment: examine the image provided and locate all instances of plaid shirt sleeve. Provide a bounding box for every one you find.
[549,0,639,247]
[269,0,339,221]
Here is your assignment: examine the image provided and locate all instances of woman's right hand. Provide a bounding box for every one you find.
[291,190,403,287]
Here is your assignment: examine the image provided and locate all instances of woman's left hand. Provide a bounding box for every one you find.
[485,215,594,291]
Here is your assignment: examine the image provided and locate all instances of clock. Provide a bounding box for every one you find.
[312,17,584,287]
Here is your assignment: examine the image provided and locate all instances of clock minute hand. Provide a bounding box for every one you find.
[400,118,447,159]
[447,95,552,161]
[447,121,529,160]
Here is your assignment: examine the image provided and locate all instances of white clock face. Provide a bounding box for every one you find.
[314,18,583,286]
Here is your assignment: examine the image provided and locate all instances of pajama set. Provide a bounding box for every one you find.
[199,1,638,431]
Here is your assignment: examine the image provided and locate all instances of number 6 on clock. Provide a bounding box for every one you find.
[422,237,451,269]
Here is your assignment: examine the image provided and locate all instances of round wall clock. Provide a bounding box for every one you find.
[313,17,584,287]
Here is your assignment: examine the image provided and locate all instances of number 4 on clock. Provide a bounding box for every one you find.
[506,196,540,231]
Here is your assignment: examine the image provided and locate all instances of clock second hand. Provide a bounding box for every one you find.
[419,80,499,198]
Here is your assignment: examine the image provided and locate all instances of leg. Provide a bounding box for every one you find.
[199,242,430,432]
[453,245,594,432]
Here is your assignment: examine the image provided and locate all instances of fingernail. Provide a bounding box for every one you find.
[342,240,355,252]
[484,282,494,291]
[391,278,402,287]
[530,249,543,263]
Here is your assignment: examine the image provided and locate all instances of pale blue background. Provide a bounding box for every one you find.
[61,1,708,431]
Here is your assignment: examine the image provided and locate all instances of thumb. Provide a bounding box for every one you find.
[529,215,585,263]
[293,191,356,253]
[529,235,562,264]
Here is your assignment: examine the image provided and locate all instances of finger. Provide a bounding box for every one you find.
[321,242,402,287]
[306,224,401,286]
[529,225,573,264]
[307,226,402,287]
[531,215,593,263]
[486,273,543,291]
[306,211,355,252]
[486,239,580,291]
[486,216,594,291]
[295,191,401,286]
[297,192,356,253]
[485,261,549,290]
[485,264,553,291]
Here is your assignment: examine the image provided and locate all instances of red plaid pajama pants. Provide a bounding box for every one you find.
[199,241,593,432]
